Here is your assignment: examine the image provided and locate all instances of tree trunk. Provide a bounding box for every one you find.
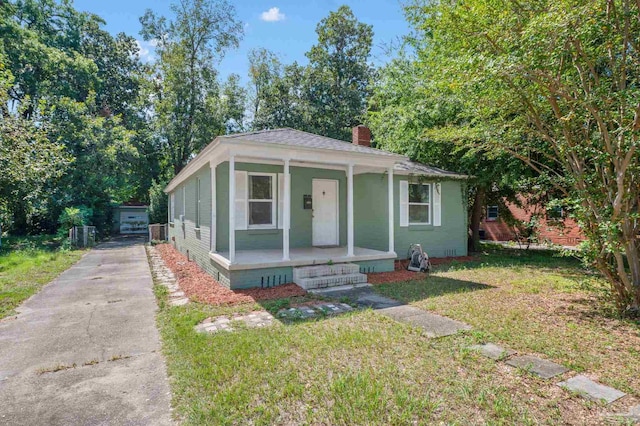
[469,186,486,252]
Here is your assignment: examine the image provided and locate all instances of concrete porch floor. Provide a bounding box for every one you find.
[211,246,396,271]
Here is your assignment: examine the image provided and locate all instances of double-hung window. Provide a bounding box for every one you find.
[408,183,431,225]
[487,205,499,221]
[248,173,276,228]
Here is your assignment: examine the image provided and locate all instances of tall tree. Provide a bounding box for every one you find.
[219,73,247,133]
[407,0,640,314]
[1,0,146,234]
[367,56,531,250]
[304,5,374,140]
[247,48,282,124]
[140,0,243,175]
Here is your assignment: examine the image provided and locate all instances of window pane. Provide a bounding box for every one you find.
[249,202,272,225]
[487,206,498,219]
[409,184,430,203]
[409,204,429,224]
[250,176,272,200]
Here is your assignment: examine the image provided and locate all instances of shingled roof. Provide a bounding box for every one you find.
[394,160,467,179]
[222,128,404,158]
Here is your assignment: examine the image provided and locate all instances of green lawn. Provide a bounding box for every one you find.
[0,235,84,319]
[152,247,640,425]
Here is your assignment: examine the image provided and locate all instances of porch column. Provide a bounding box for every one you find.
[210,161,216,252]
[282,159,291,261]
[229,155,236,263]
[347,163,354,257]
[388,166,395,254]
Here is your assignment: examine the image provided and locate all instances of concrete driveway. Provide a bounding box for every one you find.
[0,237,172,425]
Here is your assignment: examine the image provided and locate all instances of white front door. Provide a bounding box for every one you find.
[312,179,339,246]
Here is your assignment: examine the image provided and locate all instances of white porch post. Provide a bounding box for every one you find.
[210,161,216,252]
[347,163,354,257]
[283,159,291,260]
[229,155,236,263]
[388,166,395,254]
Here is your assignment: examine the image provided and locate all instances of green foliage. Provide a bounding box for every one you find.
[249,6,373,140]
[304,5,374,140]
[57,206,91,229]
[149,179,169,224]
[140,0,244,175]
[1,0,152,236]
[405,0,640,313]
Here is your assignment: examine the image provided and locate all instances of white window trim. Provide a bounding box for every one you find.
[487,205,499,221]
[247,172,277,229]
[408,183,431,226]
[195,177,201,229]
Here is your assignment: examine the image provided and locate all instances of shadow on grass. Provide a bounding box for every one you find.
[435,247,591,279]
[374,275,495,304]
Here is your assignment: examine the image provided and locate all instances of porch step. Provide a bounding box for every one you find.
[295,273,368,290]
[293,263,360,280]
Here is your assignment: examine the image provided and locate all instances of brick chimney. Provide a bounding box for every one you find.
[352,125,371,147]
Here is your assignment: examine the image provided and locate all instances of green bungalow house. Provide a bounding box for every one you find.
[164,126,467,290]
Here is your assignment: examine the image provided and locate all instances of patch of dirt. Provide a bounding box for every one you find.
[155,244,306,305]
[368,257,479,284]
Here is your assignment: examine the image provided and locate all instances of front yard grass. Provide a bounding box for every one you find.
[0,235,84,319]
[153,247,640,425]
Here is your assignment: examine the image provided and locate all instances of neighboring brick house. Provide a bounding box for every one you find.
[481,196,584,246]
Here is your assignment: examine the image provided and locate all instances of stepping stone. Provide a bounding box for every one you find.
[356,293,403,309]
[399,311,472,337]
[169,297,189,306]
[378,305,427,320]
[377,306,471,337]
[469,343,516,360]
[557,375,626,403]
[610,404,640,422]
[506,355,568,379]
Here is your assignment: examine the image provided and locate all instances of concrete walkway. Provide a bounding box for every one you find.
[0,237,172,426]
[320,286,471,337]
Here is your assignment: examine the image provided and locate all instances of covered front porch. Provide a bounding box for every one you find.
[210,245,395,271]
[207,135,404,270]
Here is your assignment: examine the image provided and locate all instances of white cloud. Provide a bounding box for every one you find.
[260,7,285,22]
[135,40,155,62]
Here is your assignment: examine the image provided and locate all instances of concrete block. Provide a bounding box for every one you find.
[557,375,626,403]
[506,355,568,379]
[469,343,516,360]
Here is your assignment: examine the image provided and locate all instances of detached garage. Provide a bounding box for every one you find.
[113,203,149,234]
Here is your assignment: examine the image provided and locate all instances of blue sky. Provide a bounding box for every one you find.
[73,0,410,85]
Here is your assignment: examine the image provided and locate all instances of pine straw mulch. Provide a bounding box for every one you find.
[368,256,478,285]
[155,243,306,306]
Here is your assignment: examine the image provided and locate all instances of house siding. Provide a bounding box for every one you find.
[168,162,467,289]
[215,162,348,251]
[167,164,227,284]
[355,174,468,258]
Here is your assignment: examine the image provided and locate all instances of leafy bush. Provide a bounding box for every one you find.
[56,206,93,238]
[149,179,169,224]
